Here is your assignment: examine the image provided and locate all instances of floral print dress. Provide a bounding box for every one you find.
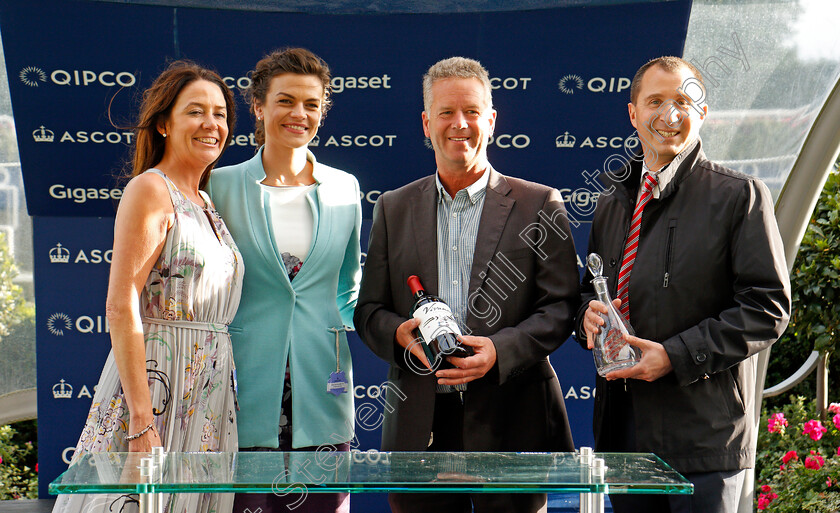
[53,169,244,513]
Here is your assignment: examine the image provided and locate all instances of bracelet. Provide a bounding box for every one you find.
[125,421,156,442]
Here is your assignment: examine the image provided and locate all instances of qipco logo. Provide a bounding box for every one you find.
[20,67,137,88]
[488,134,530,149]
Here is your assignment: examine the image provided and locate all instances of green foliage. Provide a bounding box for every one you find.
[0,231,31,342]
[0,229,35,394]
[765,168,840,411]
[756,397,840,511]
[0,421,37,499]
[787,169,840,356]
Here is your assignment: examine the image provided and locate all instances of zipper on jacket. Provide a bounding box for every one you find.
[663,221,676,288]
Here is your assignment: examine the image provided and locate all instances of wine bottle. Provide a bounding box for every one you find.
[586,253,641,376]
[407,275,474,364]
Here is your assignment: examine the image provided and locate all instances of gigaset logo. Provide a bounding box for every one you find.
[221,74,393,93]
[20,67,137,87]
[49,184,123,203]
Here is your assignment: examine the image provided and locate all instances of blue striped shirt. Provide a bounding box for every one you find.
[435,169,490,333]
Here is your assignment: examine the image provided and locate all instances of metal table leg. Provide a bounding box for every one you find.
[579,447,593,513]
[139,448,165,513]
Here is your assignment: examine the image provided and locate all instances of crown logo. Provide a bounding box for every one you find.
[33,126,54,143]
[308,135,320,147]
[49,243,70,263]
[47,312,72,336]
[558,74,584,95]
[555,132,576,148]
[53,379,73,399]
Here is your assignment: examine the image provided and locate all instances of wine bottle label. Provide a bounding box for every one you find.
[412,302,463,342]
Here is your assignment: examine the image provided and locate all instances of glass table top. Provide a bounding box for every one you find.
[50,451,693,495]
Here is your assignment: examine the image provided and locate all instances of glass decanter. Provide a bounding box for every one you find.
[587,253,641,376]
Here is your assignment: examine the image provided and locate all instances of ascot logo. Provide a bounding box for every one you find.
[558,74,631,94]
[52,379,73,399]
[47,312,72,336]
[555,132,576,148]
[309,135,320,147]
[19,66,46,87]
[33,126,55,143]
[19,66,137,87]
[46,313,110,335]
[49,243,112,264]
[555,132,641,151]
[49,243,70,263]
[320,134,396,148]
[33,126,135,145]
[52,379,97,400]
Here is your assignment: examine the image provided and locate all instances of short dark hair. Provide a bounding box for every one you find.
[630,56,704,104]
[247,47,332,146]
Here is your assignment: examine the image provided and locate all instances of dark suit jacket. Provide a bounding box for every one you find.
[354,168,580,452]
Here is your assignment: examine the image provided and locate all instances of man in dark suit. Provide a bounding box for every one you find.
[577,56,790,513]
[354,56,581,513]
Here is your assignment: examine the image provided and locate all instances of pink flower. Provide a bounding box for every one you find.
[805,451,825,470]
[35,463,38,473]
[761,484,772,493]
[767,413,788,433]
[782,450,798,464]
[837,446,840,457]
[829,403,840,415]
[758,493,770,509]
[803,419,828,441]
[757,494,772,510]
[833,413,840,430]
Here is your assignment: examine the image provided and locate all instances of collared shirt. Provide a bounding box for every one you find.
[637,138,696,201]
[435,169,490,331]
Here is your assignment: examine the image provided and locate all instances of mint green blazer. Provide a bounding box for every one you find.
[207,148,361,448]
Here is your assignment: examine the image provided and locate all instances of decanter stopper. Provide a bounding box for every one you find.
[587,253,603,279]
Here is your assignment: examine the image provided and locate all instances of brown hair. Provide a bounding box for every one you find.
[130,60,236,188]
[247,48,332,147]
[630,56,704,105]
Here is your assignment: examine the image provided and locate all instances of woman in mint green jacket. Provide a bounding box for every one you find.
[207,48,361,513]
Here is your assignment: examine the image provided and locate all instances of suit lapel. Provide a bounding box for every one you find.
[411,177,439,295]
[467,168,514,303]
[244,149,294,290]
[293,169,327,283]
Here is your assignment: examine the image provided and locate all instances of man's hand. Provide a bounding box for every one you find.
[583,298,622,349]
[435,336,497,385]
[605,334,673,382]
[394,317,433,370]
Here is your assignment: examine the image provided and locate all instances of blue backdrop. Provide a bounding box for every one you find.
[0,0,692,506]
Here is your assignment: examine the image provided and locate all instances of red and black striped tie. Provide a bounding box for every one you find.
[616,173,658,321]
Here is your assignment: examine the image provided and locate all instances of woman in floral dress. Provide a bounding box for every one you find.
[53,60,242,513]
